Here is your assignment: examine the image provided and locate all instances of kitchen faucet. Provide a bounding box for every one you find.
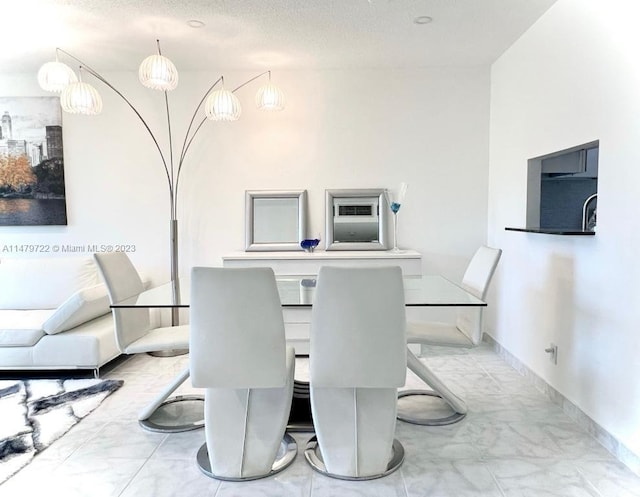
[582,193,597,231]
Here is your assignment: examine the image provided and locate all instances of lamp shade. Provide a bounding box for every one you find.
[256,83,285,111]
[205,88,242,121]
[60,81,103,115]
[139,54,179,91]
[37,61,78,92]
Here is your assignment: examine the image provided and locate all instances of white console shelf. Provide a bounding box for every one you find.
[222,249,422,276]
[222,250,422,355]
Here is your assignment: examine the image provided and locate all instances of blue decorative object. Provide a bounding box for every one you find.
[300,238,320,252]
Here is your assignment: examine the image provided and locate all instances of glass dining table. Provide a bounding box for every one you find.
[113,274,486,309]
[112,274,485,429]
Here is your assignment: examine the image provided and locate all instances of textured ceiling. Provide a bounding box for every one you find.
[2,0,557,73]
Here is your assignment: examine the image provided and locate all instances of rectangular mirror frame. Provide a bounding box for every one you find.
[245,190,307,252]
[325,188,388,251]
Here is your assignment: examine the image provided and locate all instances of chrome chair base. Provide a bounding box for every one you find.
[196,433,298,481]
[147,349,189,357]
[304,436,404,480]
[397,389,467,426]
[138,395,205,433]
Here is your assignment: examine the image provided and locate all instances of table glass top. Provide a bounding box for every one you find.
[112,275,485,308]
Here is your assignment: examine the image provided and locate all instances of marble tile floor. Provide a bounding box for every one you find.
[2,344,640,497]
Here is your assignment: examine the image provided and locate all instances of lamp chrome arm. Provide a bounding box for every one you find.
[57,49,173,197]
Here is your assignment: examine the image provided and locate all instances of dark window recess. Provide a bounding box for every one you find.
[508,141,599,235]
[540,177,597,229]
[539,145,597,231]
[338,205,372,216]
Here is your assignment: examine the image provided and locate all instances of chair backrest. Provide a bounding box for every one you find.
[93,252,151,352]
[456,245,502,345]
[190,267,287,389]
[311,266,406,388]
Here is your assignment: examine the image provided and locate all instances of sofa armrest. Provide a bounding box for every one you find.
[42,284,111,335]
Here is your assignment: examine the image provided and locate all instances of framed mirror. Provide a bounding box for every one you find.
[325,188,388,251]
[245,190,307,251]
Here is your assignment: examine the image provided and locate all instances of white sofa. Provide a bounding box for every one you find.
[0,257,120,375]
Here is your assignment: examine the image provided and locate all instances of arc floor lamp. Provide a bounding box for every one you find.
[38,40,285,325]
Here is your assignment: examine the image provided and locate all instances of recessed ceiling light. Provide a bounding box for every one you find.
[187,19,205,28]
[414,16,433,25]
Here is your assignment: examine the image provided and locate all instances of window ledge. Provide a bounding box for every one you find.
[505,227,595,236]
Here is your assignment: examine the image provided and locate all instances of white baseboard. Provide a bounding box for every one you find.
[483,333,640,477]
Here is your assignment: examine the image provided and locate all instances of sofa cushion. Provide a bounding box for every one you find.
[0,257,100,310]
[33,314,119,368]
[42,283,111,335]
[0,314,119,370]
[0,309,54,346]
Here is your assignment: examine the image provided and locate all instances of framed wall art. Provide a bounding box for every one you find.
[0,97,67,226]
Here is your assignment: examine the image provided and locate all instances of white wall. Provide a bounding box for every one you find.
[0,66,489,285]
[488,0,640,457]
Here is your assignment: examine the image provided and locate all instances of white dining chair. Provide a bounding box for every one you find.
[190,267,297,481]
[94,252,204,433]
[399,245,502,425]
[305,266,406,480]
